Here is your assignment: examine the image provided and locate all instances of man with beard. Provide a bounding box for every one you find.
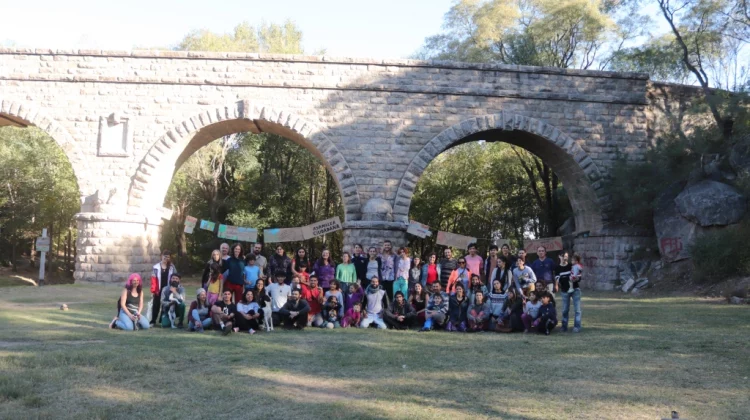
[439,248,457,290]
[351,243,368,285]
[251,242,267,279]
[279,288,310,329]
[361,277,389,329]
[384,291,416,330]
[379,240,397,298]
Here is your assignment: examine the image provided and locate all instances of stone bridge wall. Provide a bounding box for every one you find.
[0,48,696,289]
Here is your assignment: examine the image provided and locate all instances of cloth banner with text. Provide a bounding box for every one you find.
[523,237,563,254]
[184,216,197,234]
[264,216,343,243]
[406,220,432,238]
[436,231,477,249]
[218,225,258,242]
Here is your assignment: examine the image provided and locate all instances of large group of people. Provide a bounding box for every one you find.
[111,241,584,336]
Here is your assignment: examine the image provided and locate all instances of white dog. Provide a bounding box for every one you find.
[262,305,273,332]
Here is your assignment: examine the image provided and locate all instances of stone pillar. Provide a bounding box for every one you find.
[342,198,408,250]
[573,234,654,290]
[75,213,162,284]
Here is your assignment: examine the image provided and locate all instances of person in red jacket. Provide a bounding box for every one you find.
[307,275,325,327]
[150,250,176,326]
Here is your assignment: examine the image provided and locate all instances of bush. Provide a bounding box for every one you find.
[690,220,750,282]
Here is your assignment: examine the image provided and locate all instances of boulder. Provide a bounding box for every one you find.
[621,277,635,293]
[729,296,747,305]
[634,278,649,289]
[675,180,746,227]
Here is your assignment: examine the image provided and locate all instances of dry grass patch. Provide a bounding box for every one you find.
[0,283,748,419]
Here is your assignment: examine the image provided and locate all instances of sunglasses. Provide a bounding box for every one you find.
[458,261,466,264]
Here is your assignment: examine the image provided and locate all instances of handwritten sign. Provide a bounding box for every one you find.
[199,220,216,232]
[436,231,477,249]
[407,220,432,238]
[184,216,197,234]
[218,225,258,242]
[264,227,305,243]
[301,216,342,240]
[157,206,173,220]
[523,236,563,253]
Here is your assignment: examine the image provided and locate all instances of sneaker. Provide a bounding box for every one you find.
[109,318,117,329]
[222,325,231,336]
[233,327,239,333]
[573,327,580,333]
[176,322,184,329]
[248,329,256,335]
[545,328,551,336]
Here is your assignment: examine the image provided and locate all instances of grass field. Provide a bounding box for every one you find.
[0,281,748,420]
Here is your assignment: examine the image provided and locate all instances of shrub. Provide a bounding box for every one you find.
[690,220,750,282]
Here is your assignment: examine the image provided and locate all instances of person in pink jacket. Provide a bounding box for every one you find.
[341,301,362,328]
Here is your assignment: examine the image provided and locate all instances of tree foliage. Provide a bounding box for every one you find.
[162,21,340,271]
[0,127,80,272]
[408,142,571,256]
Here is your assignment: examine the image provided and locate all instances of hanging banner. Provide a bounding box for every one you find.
[406,220,432,238]
[184,216,197,234]
[218,225,258,242]
[301,216,343,240]
[199,220,216,232]
[157,206,174,220]
[523,237,563,253]
[264,227,305,243]
[436,231,477,249]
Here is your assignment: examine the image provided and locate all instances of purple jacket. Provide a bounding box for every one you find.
[313,260,336,289]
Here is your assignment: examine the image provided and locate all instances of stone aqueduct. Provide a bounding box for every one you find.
[0,48,695,289]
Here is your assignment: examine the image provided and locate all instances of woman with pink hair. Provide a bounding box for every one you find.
[111,273,150,330]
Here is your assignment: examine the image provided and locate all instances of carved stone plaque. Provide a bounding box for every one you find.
[97,113,132,157]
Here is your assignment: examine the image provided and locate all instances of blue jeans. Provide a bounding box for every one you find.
[561,289,582,329]
[188,309,213,330]
[116,309,150,330]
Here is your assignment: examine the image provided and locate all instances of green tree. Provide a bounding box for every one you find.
[0,127,80,273]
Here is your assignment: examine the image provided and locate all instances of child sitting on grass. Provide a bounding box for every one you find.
[323,295,341,328]
[341,301,362,328]
[521,291,542,333]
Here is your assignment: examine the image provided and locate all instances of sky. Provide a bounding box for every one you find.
[0,0,455,59]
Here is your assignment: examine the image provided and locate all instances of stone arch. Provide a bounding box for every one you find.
[0,98,92,197]
[393,112,606,234]
[127,100,361,221]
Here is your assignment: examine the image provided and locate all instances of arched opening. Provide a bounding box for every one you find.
[0,121,81,283]
[399,114,605,255]
[127,102,358,268]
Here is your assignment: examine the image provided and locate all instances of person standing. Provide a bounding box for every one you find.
[251,242,267,279]
[421,253,441,288]
[500,244,518,268]
[307,276,326,327]
[446,257,472,295]
[291,247,310,279]
[483,245,499,285]
[150,250,176,326]
[408,256,422,292]
[557,252,582,333]
[394,247,411,300]
[222,243,246,304]
[312,249,336,292]
[464,243,484,282]
[364,246,382,291]
[201,249,222,289]
[490,256,513,293]
[530,246,557,294]
[351,244,368,285]
[243,254,261,292]
[439,248,457,290]
[220,242,231,279]
[336,252,358,292]
[379,240,397,298]
[268,245,292,285]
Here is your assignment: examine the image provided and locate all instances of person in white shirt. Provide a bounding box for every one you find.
[265,273,291,326]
